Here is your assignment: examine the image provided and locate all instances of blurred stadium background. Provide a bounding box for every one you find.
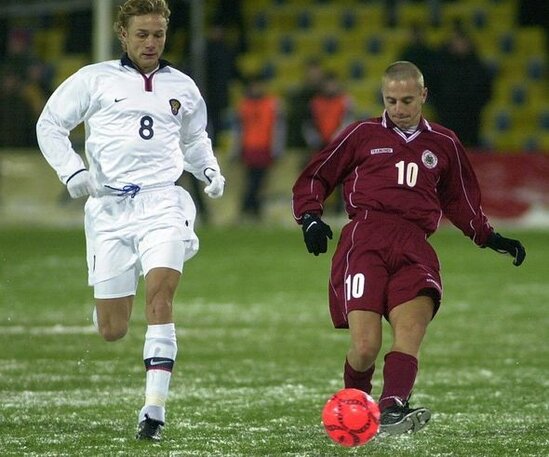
[0,0,547,227]
[1,2,548,455]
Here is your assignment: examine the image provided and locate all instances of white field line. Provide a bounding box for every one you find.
[1,324,97,335]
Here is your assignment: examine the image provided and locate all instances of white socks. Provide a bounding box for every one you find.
[92,307,98,329]
[139,323,177,424]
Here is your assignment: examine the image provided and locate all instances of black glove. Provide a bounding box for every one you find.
[484,232,526,266]
[301,213,333,256]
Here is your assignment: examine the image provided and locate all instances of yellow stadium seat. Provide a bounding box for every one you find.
[440,2,477,29]
[495,27,546,56]
[249,9,271,33]
[321,55,351,81]
[346,4,385,32]
[425,28,448,47]
[487,131,526,152]
[495,55,530,80]
[270,6,303,33]
[514,27,546,55]
[472,28,504,60]
[348,80,383,108]
[270,55,307,85]
[237,53,267,77]
[34,28,66,61]
[292,31,324,56]
[53,55,89,88]
[397,3,432,28]
[311,5,344,33]
[243,0,272,16]
[486,0,518,30]
[246,29,275,53]
[536,134,549,152]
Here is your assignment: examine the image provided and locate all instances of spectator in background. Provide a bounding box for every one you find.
[231,76,285,221]
[0,67,36,147]
[285,58,325,157]
[204,23,239,148]
[303,72,354,214]
[304,71,354,154]
[6,28,53,97]
[65,10,92,54]
[518,0,549,29]
[384,0,442,27]
[172,18,231,223]
[430,26,493,148]
[213,0,248,53]
[0,19,8,59]
[0,28,51,147]
[399,24,440,98]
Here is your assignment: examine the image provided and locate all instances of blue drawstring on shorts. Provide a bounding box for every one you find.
[104,183,141,198]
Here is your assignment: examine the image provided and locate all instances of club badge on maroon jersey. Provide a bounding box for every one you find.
[169,99,181,115]
[422,150,438,169]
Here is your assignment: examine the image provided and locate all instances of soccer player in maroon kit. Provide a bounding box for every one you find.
[292,61,526,436]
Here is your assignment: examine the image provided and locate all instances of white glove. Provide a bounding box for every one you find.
[66,169,97,198]
[204,168,225,199]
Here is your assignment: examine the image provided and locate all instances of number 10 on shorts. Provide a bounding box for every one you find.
[345,273,365,300]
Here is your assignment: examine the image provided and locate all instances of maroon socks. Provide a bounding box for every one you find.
[378,351,418,411]
[343,351,419,411]
[343,359,375,394]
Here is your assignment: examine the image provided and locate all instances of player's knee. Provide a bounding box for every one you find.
[352,338,379,366]
[395,319,428,340]
[98,322,128,341]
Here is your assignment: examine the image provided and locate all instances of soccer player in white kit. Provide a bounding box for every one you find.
[36,0,225,441]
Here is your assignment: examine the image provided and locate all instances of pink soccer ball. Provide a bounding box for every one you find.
[321,388,380,447]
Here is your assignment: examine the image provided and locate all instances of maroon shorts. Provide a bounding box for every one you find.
[328,210,442,328]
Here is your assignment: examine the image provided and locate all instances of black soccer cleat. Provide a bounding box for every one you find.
[136,414,164,441]
[379,399,431,436]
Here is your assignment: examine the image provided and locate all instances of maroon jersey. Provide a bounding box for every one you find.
[292,112,493,246]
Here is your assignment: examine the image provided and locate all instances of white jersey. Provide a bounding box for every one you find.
[36,55,220,192]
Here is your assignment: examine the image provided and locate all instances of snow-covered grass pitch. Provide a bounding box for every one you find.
[1,226,547,456]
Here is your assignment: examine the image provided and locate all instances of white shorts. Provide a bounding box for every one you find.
[93,240,187,299]
[84,185,199,297]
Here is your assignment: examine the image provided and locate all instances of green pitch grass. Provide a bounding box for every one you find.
[1,225,547,456]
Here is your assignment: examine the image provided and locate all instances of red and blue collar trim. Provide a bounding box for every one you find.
[120,53,172,92]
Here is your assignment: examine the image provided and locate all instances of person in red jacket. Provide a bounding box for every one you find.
[233,76,285,220]
[292,61,525,436]
[304,71,354,153]
[303,72,354,214]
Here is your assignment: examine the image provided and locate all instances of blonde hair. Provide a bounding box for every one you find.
[383,61,425,88]
[114,0,171,50]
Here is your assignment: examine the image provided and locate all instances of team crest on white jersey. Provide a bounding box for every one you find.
[370,147,393,155]
[169,98,181,115]
[422,150,438,169]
